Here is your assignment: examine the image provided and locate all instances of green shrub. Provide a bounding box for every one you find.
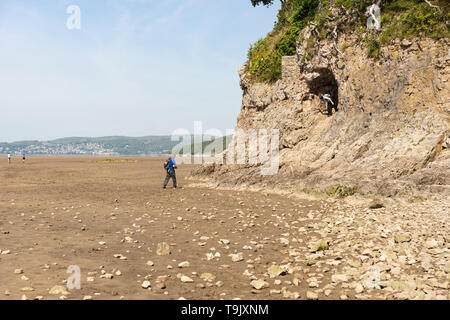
[247,0,319,83]
[248,0,449,82]
[325,185,358,198]
[247,40,282,83]
[400,3,446,36]
[275,25,302,56]
[366,34,381,58]
[291,0,320,26]
[247,38,268,59]
[312,240,330,252]
[380,1,448,43]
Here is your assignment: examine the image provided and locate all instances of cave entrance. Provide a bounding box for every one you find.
[306,68,339,115]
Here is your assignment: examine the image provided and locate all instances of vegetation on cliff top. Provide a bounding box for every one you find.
[247,0,320,83]
[247,0,449,83]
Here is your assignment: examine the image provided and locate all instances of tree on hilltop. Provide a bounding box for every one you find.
[251,0,286,7]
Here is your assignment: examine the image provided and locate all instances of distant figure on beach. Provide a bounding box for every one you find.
[22,153,26,163]
[163,154,177,189]
[7,152,11,164]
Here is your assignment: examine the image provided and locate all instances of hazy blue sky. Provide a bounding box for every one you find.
[0,0,280,142]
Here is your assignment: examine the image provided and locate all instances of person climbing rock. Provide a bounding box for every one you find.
[322,93,337,116]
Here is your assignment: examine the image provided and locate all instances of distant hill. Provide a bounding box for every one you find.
[0,135,232,156]
[0,136,186,156]
[177,136,232,155]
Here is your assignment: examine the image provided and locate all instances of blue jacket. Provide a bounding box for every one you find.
[168,157,176,171]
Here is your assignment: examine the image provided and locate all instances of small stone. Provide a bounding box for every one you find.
[394,233,411,243]
[178,261,190,268]
[200,273,216,282]
[268,265,285,278]
[425,239,439,249]
[141,280,151,289]
[306,291,318,300]
[230,252,244,262]
[391,267,401,275]
[181,275,194,283]
[331,274,348,283]
[155,283,166,290]
[49,285,69,295]
[146,261,154,266]
[400,39,412,48]
[21,287,34,292]
[83,295,93,300]
[270,289,281,295]
[14,269,24,274]
[251,279,269,290]
[355,283,364,293]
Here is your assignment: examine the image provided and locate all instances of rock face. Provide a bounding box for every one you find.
[193,30,449,197]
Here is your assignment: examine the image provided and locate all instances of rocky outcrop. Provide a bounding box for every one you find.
[193,29,449,197]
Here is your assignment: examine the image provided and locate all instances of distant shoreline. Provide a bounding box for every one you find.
[0,154,167,157]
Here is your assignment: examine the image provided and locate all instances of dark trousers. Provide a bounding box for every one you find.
[328,102,337,116]
[163,170,177,188]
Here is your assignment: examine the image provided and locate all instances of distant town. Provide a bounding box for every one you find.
[1,142,119,156]
[0,135,229,156]
[0,136,180,156]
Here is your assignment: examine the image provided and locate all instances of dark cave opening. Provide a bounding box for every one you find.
[306,68,339,114]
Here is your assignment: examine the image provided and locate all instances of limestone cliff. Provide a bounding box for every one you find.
[193,10,449,197]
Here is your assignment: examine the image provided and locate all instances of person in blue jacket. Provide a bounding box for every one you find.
[163,154,177,189]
